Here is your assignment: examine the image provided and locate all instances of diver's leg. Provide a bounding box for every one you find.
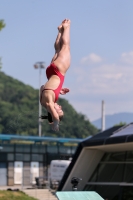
[53,19,71,74]
[54,25,63,51]
[51,25,63,63]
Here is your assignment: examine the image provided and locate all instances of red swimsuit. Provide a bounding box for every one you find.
[41,63,64,102]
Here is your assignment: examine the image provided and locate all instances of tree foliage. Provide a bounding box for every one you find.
[0,20,5,71]
[0,72,98,138]
[114,122,126,127]
[0,58,2,71]
[0,20,5,31]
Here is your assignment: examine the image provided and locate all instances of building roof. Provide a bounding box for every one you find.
[58,123,133,191]
[0,134,83,143]
[111,123,133,137]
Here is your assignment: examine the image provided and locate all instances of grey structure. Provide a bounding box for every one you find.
[0,134,82,186]
[58,123,133,200]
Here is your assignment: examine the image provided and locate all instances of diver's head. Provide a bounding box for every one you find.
[40,103,64,123]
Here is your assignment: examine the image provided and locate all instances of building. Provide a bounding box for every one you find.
[58,123,133,200]
[0,134,82,186]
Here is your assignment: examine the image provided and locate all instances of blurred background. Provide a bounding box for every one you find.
[0,0,133,126]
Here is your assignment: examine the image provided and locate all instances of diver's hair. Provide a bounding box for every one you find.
[40,112,63,123]
[40,112,53,123]
[59,115,63,121]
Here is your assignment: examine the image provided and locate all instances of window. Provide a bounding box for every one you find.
[15,153,23,161]
[84,151,133,200]
[7,153,14,161]
[31,154,39,161]
[47,146,58,153]
[1,144,14,152]
[23,154,30,161]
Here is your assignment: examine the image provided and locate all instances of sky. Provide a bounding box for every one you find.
[0,0,133,122]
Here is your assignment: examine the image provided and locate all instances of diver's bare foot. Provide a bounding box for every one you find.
[62,19,70,29]
[58,25,63,32]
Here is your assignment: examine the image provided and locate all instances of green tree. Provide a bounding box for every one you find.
[114,122,126,127]
[0,20,5,31]
[0,20,5,71]
[0,58,2,71]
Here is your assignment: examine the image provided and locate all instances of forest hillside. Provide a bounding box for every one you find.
[0,72,98,138]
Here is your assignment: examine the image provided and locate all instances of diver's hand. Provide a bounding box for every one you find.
[51,120,59,131]
[60,88,70,95]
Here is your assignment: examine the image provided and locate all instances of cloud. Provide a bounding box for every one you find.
[121,51,133,65]
[65,51,133,121]
[81,53,103,64]
[71,63,133,95]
